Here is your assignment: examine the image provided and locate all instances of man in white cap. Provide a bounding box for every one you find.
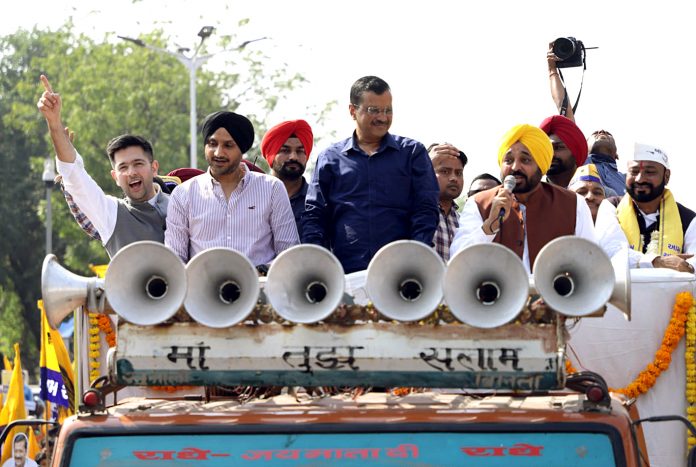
[615,143,695,272]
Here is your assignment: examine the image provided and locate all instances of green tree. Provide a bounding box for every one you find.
[0,284,32,366]
[0,21,312,371]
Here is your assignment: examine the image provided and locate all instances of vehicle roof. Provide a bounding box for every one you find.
[61,391,632,431]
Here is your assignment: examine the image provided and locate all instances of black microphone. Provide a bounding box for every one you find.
[499,175,516,218]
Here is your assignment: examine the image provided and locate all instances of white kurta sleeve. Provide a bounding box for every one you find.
[450,198,496,258]
[56,152,118,244]
[573,193,598,243]
[684,217,696,268]
[594,199,629,260]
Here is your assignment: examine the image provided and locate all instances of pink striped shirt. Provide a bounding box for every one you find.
[165,165,299,264]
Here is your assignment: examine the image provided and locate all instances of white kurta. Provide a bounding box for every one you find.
[451,192,597,274]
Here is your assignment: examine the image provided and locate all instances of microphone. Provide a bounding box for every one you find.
[499,175,516,218]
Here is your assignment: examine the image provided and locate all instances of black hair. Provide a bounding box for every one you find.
[105,134,154,167]
[350,76,390,105]
[13,432,28,449]
[467,173,501,197]
[470,173,501,186]
[427,143,468,167]
[153,176,173,194]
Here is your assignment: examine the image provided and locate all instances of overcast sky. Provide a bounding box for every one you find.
[3,0,694,205]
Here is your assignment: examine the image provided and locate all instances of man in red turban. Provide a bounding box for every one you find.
[261,119,314,235]
[539,114,587,188]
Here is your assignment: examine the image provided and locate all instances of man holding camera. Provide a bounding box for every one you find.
[547,39,626,196]
[547,37,589,119]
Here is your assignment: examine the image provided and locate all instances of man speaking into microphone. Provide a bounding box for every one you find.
[450,123,596,273]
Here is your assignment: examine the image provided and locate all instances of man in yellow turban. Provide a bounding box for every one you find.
[450,124,596,273]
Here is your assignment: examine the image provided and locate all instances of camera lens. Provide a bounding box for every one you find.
[553,37,576,61]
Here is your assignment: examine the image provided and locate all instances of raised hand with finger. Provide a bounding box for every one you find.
[37,74,63,126]
[37,74,77,163]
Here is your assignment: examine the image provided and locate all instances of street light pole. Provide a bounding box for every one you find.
[181,52,211,170]
[41,157,56,255]
[119,27,215,169]
[118,28,267,169]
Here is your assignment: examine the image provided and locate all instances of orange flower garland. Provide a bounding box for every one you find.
[566,291,692,399]
[88,312,116,382]
[684,293,696,449]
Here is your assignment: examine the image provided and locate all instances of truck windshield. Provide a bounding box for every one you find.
[67,431,618,466]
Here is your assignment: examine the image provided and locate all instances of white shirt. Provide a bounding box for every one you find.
[56,152,162,245]
[594,199,629,261]
[2,458,38,467]
[450,192,596,274]
[165,165,299,265]
[682,217,696,267]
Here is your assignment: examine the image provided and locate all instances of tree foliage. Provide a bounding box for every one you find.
[0,21,310,373]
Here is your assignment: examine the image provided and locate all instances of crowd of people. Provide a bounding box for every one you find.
[29,45,696,467]
[36,59,695,288]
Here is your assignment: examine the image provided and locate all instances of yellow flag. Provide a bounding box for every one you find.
[0,343,28,464]
[89,264,108,279]
[28,427,40,459]
[3,354,11,370]
[38,300,75,413]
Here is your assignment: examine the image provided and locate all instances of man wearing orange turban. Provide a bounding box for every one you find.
[261,120,314,236]
[451,123,596,273]
[539,114,588,188]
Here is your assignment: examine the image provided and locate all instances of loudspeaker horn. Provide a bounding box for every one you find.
[366,240,445,322]
[532,236,618,317]
[443,243,529,328]
[184,247,260,327]
[105,241,187,326]
[41,254,104,329]
[266,244,345,323]
[610,246,631,320]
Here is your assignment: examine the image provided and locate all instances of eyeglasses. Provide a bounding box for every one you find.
[354,105,393,116]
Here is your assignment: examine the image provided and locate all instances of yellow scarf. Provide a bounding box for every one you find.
[617,188,683,256]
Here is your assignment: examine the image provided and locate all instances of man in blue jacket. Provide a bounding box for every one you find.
[302,76,439,273]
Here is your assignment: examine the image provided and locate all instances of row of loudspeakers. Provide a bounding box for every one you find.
[42,236,630,330]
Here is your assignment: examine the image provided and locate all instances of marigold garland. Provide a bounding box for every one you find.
[684,293,696,449]
[565,291,692,401]
[88,313,116,381]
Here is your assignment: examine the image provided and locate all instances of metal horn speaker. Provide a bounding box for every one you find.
[265,244,345,323]
[105,241,187,325]
[366,240,445,322]
[184,247,259,327]
[609,246,631,320]
[443,243,529,328]
[41,254,104,329]
[532,236,614,317]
